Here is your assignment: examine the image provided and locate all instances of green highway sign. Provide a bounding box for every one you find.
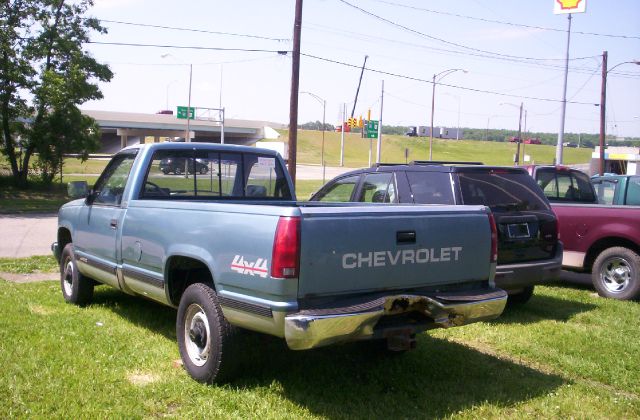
[366,120,379,138]
[177,106,195,119]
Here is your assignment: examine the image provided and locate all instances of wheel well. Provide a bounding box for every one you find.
[166,256,214,306]
[584,237,640,272]
[58,228,72,251]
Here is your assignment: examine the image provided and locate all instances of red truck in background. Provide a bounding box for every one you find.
[524,165,640,300]
[553,204,640,300]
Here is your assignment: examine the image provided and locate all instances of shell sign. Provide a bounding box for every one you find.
[554,0,587,14]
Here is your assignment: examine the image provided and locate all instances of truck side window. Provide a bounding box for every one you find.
[92,153,137,206]
[357,173,396,203]
[626,177,640,205]
[593,180,617,205]
[243,154,292,199]
[314,175,360,202]
[406,172,454,204]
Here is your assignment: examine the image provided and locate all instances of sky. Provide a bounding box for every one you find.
[83,0,640,137]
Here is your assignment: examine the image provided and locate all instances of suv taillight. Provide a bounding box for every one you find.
[488,213,498,263]
[271,216,300,279]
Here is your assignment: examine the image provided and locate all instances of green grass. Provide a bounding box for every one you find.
[0,256,58,274]
[280,129,594,167]
[0,278,637,418]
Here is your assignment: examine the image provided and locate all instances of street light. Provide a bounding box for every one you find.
[485,115,498,142]
[429,68,467,160]
[301,91,327,183]
[500,102,524,165]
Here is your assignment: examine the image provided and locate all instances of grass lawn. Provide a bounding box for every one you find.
[0,272,638,418]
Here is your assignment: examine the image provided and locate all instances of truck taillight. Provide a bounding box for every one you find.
[488,213,498,263]
[271,216,300,279]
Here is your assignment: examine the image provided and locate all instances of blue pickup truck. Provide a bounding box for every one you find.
[52,143,506,383]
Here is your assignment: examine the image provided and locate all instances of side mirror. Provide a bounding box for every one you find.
[67,181,89,199]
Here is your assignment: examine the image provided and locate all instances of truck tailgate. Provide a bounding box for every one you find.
[297,205,492,298]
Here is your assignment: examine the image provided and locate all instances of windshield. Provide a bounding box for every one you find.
[458,170,551,211]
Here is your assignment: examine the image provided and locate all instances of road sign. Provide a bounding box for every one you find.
[366,120,379,138]
[554,0,586,14]
[177,106,195,119]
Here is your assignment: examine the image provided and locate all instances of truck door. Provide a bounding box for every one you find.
[74,152,137,289]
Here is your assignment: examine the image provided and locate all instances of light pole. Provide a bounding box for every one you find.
[485,115,497,142]
[500,102,524,165]
[429,68,467,160]
[301,91,326,183]
[598,52,640,175]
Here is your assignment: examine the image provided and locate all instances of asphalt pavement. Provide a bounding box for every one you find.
[0,213,58,258]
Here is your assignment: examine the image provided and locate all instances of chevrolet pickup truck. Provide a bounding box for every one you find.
[52,143,506,383]
[591,175,640,206]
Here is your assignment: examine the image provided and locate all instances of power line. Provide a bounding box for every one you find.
[336,0,600,62]
[369,0,640,40]
[87,41,289,55]
[300,52,599,106]
[96,19,290,42]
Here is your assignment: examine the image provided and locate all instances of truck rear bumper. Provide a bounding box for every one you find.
[284,288,507,350]
[494,242,563,293]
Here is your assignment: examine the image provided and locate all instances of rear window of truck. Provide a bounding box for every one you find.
[458,170,551,211]
[140,150,292,200]
[535,168,596,203]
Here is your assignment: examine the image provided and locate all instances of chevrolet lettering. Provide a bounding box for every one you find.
[52,143,506,384]
[342,247,463,269]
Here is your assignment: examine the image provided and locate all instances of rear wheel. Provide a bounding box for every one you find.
[592,247,640,300]
[507,285,534,305]
[176,283,237,383]
[60,243,94,306]
[174,166,183,175]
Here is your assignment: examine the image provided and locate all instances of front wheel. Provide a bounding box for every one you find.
[176,283,237,383]
[592,247,640,300]
[60,243,94,306]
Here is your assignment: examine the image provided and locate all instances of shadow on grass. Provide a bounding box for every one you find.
[90,287,566,419]
[497,292,597,325]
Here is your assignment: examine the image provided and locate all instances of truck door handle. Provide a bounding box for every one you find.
[397,231,416,244]
[110,219,118,229]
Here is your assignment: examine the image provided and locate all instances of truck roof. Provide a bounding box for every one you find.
[120,142,282,157]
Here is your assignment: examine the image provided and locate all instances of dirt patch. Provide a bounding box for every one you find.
[29,304,56,316]
[0,271,58,283]
[127,371,161,386]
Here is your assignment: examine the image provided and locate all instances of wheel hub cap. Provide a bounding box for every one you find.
[601,257,631,293]
[184,304,211,367]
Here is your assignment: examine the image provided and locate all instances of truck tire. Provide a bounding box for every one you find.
[507,285,535,305]
[174,166,183,175]
[60,243,94,306]
[176,283,237,383]
[592,247,640,300]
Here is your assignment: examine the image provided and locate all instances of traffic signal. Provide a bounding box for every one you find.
[357,116,363,128]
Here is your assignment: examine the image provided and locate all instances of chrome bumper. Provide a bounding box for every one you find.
[284,289,507,350]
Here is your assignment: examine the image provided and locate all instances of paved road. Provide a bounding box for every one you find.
[0,213,58,257]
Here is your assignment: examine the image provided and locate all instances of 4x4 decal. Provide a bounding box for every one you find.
[231,255,269,278]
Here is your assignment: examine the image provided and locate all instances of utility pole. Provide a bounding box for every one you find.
[287,0,303,186]
[515,102,523,166]
[351,56,368,118]
[599,50,608,176]
[376,80,384,164]
[522,110,527,163]
[556,14,572,165]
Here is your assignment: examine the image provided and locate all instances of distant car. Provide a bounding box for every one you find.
[563,142,578,148]
[310,161,562,304]
[524,138,541,145]
[591,174,640,205]
[159,157,208,175]
[522,165,597,204]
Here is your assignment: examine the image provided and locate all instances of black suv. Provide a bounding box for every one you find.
[310,161,563,303]
[159,157,209,175]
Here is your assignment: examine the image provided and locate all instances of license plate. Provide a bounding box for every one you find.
[507,223,530,239]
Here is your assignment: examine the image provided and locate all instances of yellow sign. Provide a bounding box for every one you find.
[554,0,586,14]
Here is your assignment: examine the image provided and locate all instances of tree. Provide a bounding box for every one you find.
[0,0,112,186]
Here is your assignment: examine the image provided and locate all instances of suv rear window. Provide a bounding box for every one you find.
[458,170,550,211]
[535,168,596,203]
